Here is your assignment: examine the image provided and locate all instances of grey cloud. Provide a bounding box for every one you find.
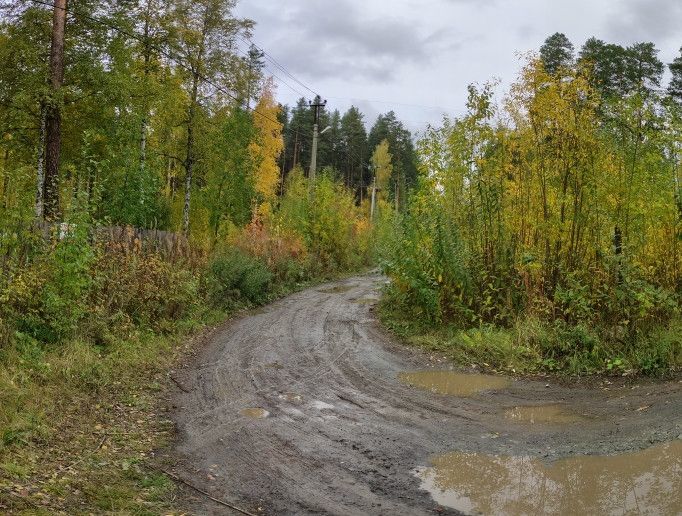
[264,0,446,81]
[608,0,682,42]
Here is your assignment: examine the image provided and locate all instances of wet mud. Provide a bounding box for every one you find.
[167,274,682,515]
[504,404,588,425]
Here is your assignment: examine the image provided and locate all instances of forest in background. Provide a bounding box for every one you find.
[0,0,680,510]
[0,1,410,511]
[382,33,682,376]
[0,0,420,354]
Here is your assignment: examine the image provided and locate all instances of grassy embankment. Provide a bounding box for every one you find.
[0,175,376,513]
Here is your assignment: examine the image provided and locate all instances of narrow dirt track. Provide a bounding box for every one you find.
[168,274,682,515]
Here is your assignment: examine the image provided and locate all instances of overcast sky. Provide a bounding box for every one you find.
[235,0,681,134]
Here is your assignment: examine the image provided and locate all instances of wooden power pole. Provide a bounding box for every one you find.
[308,98,327,187]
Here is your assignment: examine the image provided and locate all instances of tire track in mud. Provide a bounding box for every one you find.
[167,274,682,515]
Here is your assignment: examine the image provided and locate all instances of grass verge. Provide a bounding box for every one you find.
[0,274,343,515]
[379,297,682,378]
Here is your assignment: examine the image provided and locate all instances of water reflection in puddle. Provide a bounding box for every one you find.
[399,371,511,397]
[240,408,269,419]
[505,404,587,425]
[416,441,682,515]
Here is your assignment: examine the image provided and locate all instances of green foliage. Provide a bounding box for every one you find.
[540,32,575,75]
[3,197,95,343]
[39,199,95,341]
[382,50,681,376]
[205,248,272,308]
[276,168,373,272]
[87,249,199,341]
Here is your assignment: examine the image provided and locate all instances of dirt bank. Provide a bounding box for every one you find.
[165,274,682,515]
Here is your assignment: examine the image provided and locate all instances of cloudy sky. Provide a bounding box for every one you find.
[235,0,681,133]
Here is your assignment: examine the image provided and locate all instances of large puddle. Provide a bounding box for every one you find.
[398,371,511,397]
[505,404,588,425]
[416,441,682,515]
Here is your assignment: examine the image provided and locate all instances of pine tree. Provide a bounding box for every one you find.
[579,38,627,98]
[540,32,574,75]
[670,47,682,101]
[339,106,367,196]
[368,111,418,209]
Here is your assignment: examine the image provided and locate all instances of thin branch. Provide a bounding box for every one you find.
[161,469,257,516]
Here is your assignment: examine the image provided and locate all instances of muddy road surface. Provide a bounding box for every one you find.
[168,275,682,515]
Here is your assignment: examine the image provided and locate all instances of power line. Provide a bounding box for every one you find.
[232,41,309,99]
[237,34,321,99]
[27,0,283,127]
[327,95,454,114]
[28,0,398,176]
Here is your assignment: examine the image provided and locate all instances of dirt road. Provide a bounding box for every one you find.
[168,275,682,515]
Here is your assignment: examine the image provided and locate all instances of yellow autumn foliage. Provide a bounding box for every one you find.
[249,78,284,217]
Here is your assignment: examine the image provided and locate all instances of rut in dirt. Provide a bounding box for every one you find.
[166,274,682,515]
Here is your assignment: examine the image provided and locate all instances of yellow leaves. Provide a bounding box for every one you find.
[371,140,393,196]
[250,78,284,214]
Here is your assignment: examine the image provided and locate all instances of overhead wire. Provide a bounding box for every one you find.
[232,41,309,99]
[236,34,321,99]
[29,0,412,184]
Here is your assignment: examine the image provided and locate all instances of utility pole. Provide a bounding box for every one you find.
[308,98,327,186]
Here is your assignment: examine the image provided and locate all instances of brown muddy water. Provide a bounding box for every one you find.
[240,408,270,419]
[416,441,682,515]
[505,404,589,425]
[398,370,512,397]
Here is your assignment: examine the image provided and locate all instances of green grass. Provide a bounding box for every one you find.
[379,298,682,377]
[0,323,194,514]
[0,269,356,514]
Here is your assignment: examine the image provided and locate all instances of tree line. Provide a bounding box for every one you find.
[278,100,418,209]
[381,33,682,375]
[0,0,417,242]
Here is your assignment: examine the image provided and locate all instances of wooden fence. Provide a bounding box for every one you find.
[1,221,196,282]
